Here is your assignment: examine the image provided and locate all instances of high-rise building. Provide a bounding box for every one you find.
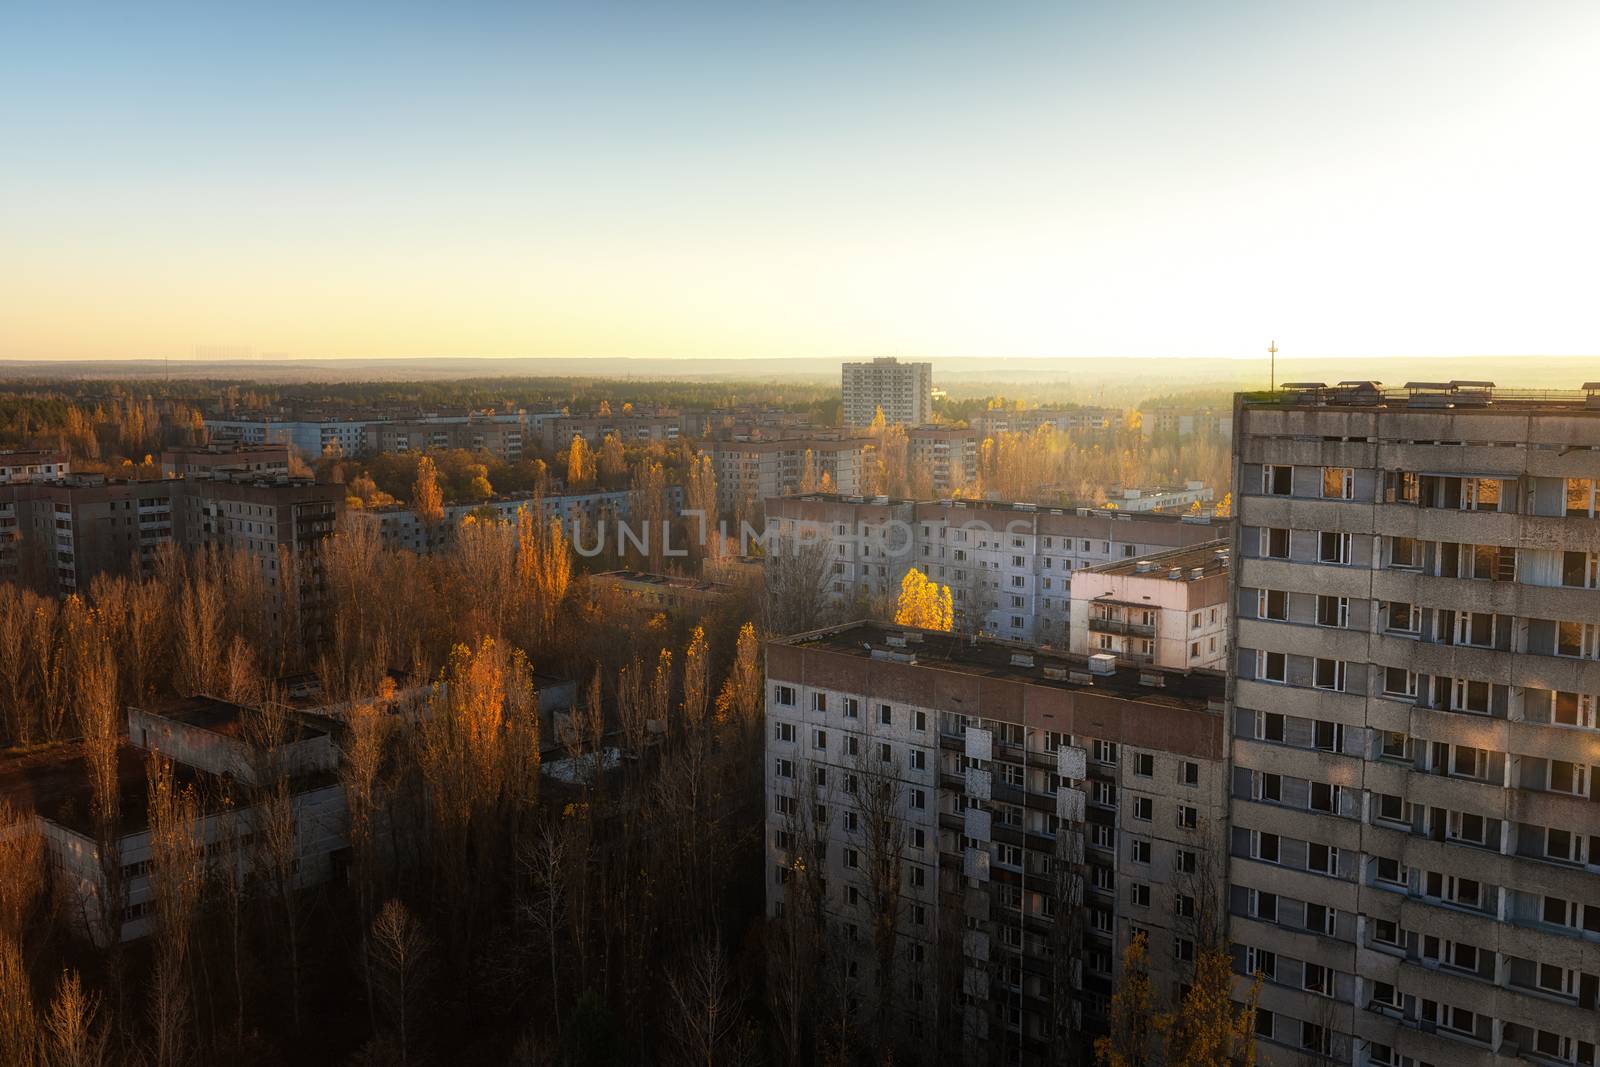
[842,357,933,427]
[1228,381,1600,1067]
[764,621,1228,1063]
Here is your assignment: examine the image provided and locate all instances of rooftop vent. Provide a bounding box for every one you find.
[1009,652,1035,668]
[1042,666,1068,681]
[886,634,907,648]
[1068,670,1095,685]
[1189,567,1206,580]
[1135,560,1157,573]
[1088,653,1117,676]
[872,495,889,505]
[1168,568,1183,580]
[870,648,917,664]
[901,631,924,643]
[1138,671,1166,688]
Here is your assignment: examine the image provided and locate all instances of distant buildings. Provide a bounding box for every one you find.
[1102,481,1215,513]
[0,449,70,485]
[346,486,683,554]
[709,438,869,513]
[0,471,343,593]
[159,443,291,478]
[842,357,933,427]
[1067,539,1229,670]
[972,407,1119,438]
[764,622,1228,1059]
[906,426,978,493]
[1138,406,1232,441]
[763,493,1229,644]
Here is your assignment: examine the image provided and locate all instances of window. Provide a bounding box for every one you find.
[877,741,892,763]
[774,758,794,779]
[1175,893,1195,918]
[1315,595,1348,628]
[1134,752,1153,777]
[1256,650,1287,683]
[1307,842,1337,875]
[845,735,859,757]
[1313,720,1344,752]
[910,788,925,810]
[1313,658,1346,691]
[1322,466,1354,499]
[811,692,827,712]
[909,748,926,771]
[1133,796,1153,821]
[1180,761,1199,786]
[844,848,859,870]
[1317,530,1352,564]
[1553,691,1598,729]
[1092,740,1118,764]
[1176,806,1197,829]
[1255,711,1285,742]
[812,728,827,750]
[1255,772,1281,802]
[1263,465,1293,496]
[1254,1009,1274,1040]
[1252,831,1279,863]
[1372,918,1401,948]
[1389,535,1420,568]
[1375,793,1407,824]
[1305,903,1335,935]
[1174,937,1195,963]
[1568,477,1596,517]
[1130,883,1151,907]
[1387,601,1419,633]
[1257,588,1288,620]
[1375,856,1407,886]
[1130,838,1151,864]
[913,710,927,731]
[774,721,795,743]
[1249,889,1278,922]
[844,810,859,832]
[1300,1021,1330,1055]
[1309,782,1343,814]
[1175,849,1197,874]
[843,697,859,719]
[1246,947,1276,980]
[774,685,796,706]
[1260,527,1290,559]
[1382,667,1418,698]
[878,704,892,726]
[1303,962,1332,996]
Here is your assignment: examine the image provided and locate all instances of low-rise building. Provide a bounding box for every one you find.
[588,569,728,614]
[0,449,70,485]
[1068,539,1230,669]
[1103,481,1215,513]
[972,408,1119,438]
[346,486,683,555]
[160,443,291,478]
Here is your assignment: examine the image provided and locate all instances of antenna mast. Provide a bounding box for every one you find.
[1268,340,1278,390]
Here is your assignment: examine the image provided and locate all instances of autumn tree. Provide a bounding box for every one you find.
[893,568,953,631]
[1094,932,1159,1067]
[413,455,445,549]
[368,899,433,1067]
[565,435,595,489]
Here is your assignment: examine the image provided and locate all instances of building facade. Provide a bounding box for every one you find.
[764,622,1228,1063]
[710,439,868,514]
[843,358,934,428]
[1069,539,1230,670]
[1229,383,1600,1067]
[764,495,1230,645]
[907,426,979,493]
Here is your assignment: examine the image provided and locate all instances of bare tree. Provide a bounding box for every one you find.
[853,749,907,1054]
[667,936,756,1067]
[145,752,204,1067]
[368,898,433,1067]
[764,536,834,636]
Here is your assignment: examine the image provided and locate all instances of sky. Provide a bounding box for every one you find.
[3,1,1598,362]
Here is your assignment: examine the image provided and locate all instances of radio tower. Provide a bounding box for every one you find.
[1268,339,1278,390]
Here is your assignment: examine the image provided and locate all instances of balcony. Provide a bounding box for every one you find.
[1086,616,1155,638]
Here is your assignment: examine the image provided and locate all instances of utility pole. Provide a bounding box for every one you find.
[1268,340,1278,390]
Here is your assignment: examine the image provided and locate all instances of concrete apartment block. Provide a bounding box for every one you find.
[764,622,1228,1064]
[1228,382,1600,1067]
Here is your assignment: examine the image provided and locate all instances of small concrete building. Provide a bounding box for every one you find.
[1069,540,1230,670]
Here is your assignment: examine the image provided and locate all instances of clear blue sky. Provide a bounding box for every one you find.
[3,1,1597,360]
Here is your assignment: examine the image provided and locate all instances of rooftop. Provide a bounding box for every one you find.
[1242,381,1600,413]
[1084,538,1230,579]
[591,569,726,592]
[134,695,331,742]
[779,621,1224,710]
[0,741,219,837]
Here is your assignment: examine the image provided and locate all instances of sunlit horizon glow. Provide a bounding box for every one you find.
[3,2,1598,362]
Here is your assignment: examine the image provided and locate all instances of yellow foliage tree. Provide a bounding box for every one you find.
[893,568,953,631]
[566,435,595,488]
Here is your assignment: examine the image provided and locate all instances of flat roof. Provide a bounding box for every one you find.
[0,741,219,836]
[591,569,725,592]
[135,695,330,742]
[779,621,1224,710]
[1085,538,1230,578]
[1242,383,1600,413]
